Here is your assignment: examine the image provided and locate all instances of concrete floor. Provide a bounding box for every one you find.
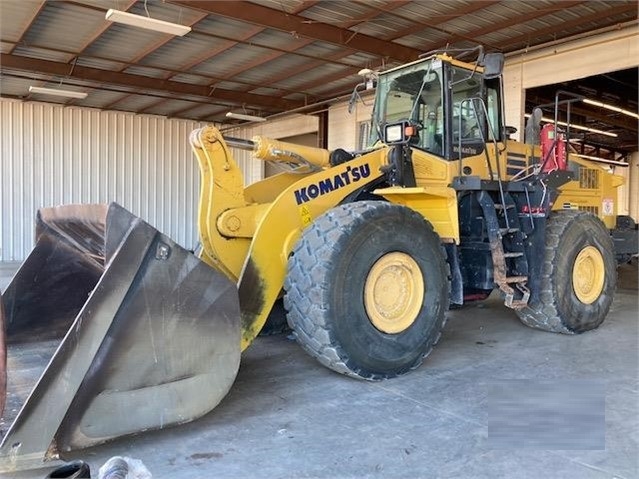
[2,261,638,479]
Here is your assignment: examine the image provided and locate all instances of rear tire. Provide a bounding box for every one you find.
[516,210,616,334]
[284,201,449,380]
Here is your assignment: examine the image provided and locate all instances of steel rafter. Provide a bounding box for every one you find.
[1,53,305,111]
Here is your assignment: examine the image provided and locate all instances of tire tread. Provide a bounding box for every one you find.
[284,201,448,380]
[516,210,615,334]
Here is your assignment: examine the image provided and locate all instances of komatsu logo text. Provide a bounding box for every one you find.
[294,164,371,205]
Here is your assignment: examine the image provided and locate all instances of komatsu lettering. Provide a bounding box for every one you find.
[294,164,371,205]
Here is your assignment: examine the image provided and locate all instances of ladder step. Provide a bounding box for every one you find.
[503,252,524,258]
[495,204,515,210]
[499,227,520,235]
[508,299,529,310]
[504,276,528,283]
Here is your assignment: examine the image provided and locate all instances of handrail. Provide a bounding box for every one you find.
[459,97,510,228]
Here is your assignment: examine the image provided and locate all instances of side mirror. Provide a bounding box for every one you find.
[505,125,518,139]
[423,71,438,83]
[348,81,376,114]
[483,53,504,79]
[347,86,362,114]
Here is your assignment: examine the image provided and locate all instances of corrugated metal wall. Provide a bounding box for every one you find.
[0,99,257,262]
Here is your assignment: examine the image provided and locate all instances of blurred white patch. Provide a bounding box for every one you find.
[487,379,605,449]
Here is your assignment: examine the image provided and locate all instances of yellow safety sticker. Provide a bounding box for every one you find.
[299,205,312,226]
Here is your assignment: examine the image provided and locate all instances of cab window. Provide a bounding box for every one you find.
[370,59,444,156]
[449,66,484,159]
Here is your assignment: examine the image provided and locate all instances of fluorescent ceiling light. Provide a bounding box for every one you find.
[545,118,618,138]
[525,114,617,138]
[225,112,266,122]
[29,86,88,99]
[105,9,191,36]
[576,154,628,167]
[583,98,639,120]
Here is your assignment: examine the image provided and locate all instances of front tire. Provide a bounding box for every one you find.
[284,201,449,380]
[516,210,616,334]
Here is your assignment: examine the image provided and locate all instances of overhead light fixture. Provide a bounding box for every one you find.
[105,9,191,36]
[29,86,88,99]
[576,154,628,167]
[358,68,377,90]
[225,112,266,122]
[525,114,618,138]
[582,98,639,120]
[545,118,618,138]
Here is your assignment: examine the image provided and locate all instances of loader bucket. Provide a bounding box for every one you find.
[0,203,241,472]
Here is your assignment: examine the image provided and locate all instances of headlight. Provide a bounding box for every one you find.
[385,124,403,143]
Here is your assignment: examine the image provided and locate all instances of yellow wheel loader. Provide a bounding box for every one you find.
[1,46,636,471]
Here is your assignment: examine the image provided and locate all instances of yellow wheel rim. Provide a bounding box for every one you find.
[364,252,424,334]
[572,246,605,305]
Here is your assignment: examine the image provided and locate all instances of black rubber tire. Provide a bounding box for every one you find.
[284,201,449,380]
[516,210,616,334]
[45,460,91,478]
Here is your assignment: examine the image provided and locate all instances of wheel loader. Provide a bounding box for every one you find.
[1,47,636,471]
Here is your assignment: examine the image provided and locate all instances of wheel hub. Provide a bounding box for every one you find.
[364,252,424,334]
[572,245,605,305]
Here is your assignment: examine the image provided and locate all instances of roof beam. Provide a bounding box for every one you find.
[358,0,501,44]
[217,1,411,100]
[281,65,358,101]
[1,39,306,97]
[170,0,422,63]
[503,3,638,50]
[4,38,314,99]
[61,0,138,107]
[162,2,321,118]
[172,0,395,118]
[169,102,227,119]
[216,0,389,79]
[166,1,320,76]
[8,0,46,55]
[127,14,209,65]
[219,1,408,90]
[240,1,500,101]
[71,0,137,57]
[97,12,212,110]
[0,53,305,110]
[583,72,638,99]
[527,93,638,132]
[100,24,267,111]
[432,1,586,49]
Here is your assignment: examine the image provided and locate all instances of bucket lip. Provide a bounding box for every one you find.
[1,204,241,468]
[38,204,109,226]
[34,204,110,267]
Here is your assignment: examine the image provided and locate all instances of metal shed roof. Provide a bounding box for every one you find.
[0,0,637,154]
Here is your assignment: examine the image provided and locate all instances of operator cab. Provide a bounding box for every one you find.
[369,52,504,160]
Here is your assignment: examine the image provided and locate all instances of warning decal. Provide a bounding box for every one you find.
[602,198,614,216]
